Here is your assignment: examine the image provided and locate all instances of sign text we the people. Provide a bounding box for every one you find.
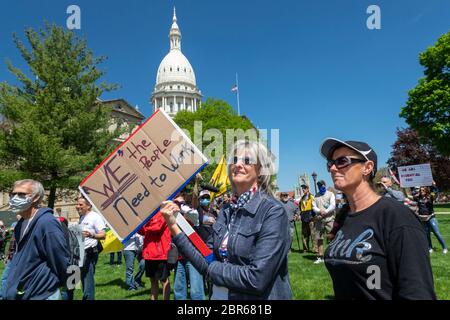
[398,163,433,188]
[80,110,207,241]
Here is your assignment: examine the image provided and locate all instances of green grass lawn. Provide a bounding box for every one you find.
[1,215,449,300]
[435,203,450,213]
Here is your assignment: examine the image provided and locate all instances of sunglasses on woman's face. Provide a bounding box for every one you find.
[327,156,366,172]
[232,156,256,165]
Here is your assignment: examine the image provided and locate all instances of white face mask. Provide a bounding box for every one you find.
[9,194,34,214]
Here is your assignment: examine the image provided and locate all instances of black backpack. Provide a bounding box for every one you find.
[60,222,83,267]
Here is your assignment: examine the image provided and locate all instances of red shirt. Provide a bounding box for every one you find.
[138,212,171,261]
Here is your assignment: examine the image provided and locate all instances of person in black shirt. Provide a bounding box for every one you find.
[414,186,448,254]
[319,138,436,300]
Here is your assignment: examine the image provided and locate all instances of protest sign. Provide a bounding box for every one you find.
[398,163,433,188]
[79,109,208,243]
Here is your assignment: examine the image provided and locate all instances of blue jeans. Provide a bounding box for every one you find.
[123,250,145,289]
[0,262,11,300]
[46,289,61,300]
[81,250,99,300]
[174,260,205,300]
[425,217,448,250]
[110,251,122,265]
[61,287,74,301]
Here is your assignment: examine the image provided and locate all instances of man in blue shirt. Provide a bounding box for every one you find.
[3,179,69,300]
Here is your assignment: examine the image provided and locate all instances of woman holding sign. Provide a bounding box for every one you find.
[319,138,436,299]
[414,186,448,254]
[160,140,292,300]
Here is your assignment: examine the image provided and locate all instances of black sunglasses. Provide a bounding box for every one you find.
[232,156,255,165]
[9,192,31,198]
[327,156,366,172]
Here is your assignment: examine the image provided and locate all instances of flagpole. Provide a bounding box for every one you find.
[236,73,240,116]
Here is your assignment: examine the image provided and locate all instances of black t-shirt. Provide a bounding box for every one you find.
[414,196,434,216]
[324,197,436,300]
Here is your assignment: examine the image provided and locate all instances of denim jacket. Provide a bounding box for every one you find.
[173,191,292,300]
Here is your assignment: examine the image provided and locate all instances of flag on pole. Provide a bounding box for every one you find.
[231,84,238,92]
[210,155,231,199]
[100,229,124,254]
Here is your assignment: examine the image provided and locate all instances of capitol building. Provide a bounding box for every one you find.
[151,8,202,117]
[0,9,203,222]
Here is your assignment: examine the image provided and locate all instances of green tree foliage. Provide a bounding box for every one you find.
[173,98,257,183]
[0,24,123,207]
[400,32,450,155]
[387,128,450,191]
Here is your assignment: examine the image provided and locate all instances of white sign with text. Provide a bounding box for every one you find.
[398,163,433,188]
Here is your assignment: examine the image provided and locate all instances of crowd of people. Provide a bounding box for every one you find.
[0,138,448,300]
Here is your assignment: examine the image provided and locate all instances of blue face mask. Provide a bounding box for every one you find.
[9,194,33,214]
[319,186,327,196]
[200,198,210,207]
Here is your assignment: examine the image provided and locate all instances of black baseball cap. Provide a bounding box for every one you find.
[317,180,326,188]
[320,137,378,177]
[300,184,309,189]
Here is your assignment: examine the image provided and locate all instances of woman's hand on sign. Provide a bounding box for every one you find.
[160,201,182,236]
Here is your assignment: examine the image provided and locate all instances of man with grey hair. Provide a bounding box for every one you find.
[312,180,336,264]
[379,176,405,202]
[3,179,69,300]
[279,192,299,249]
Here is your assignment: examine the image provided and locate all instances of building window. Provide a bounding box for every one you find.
[170,67,172,72]
[178,85,180,90]
[177,67,180,71]
[170,86,172,89]
[170,103,173,113]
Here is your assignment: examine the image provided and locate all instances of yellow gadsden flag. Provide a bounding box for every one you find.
[210,155,231,199]
[100,229,124,254]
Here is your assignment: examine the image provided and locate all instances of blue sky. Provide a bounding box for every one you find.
[1,0,449,192]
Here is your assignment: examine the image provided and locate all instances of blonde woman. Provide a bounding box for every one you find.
[160,140,292,300]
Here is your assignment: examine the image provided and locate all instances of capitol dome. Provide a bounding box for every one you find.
[151,8,202,117]
[156,50,196,87]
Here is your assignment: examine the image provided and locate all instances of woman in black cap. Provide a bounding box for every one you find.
[320,137,436,300]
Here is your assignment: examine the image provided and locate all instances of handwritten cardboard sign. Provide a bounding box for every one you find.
[398,163,433,188]
[79,109,208,242]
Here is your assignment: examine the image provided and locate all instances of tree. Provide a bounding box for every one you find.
[400,32,450,155]
[173,98,258,182]
[387,128,450,191]
[0,24,123,207]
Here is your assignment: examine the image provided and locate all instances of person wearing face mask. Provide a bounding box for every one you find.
[312,180,336,264]
[195,190,217,243]
[3,179,69,300]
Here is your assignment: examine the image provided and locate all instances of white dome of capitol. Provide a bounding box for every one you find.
[151,7,202,117]
[156,50,196,86]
